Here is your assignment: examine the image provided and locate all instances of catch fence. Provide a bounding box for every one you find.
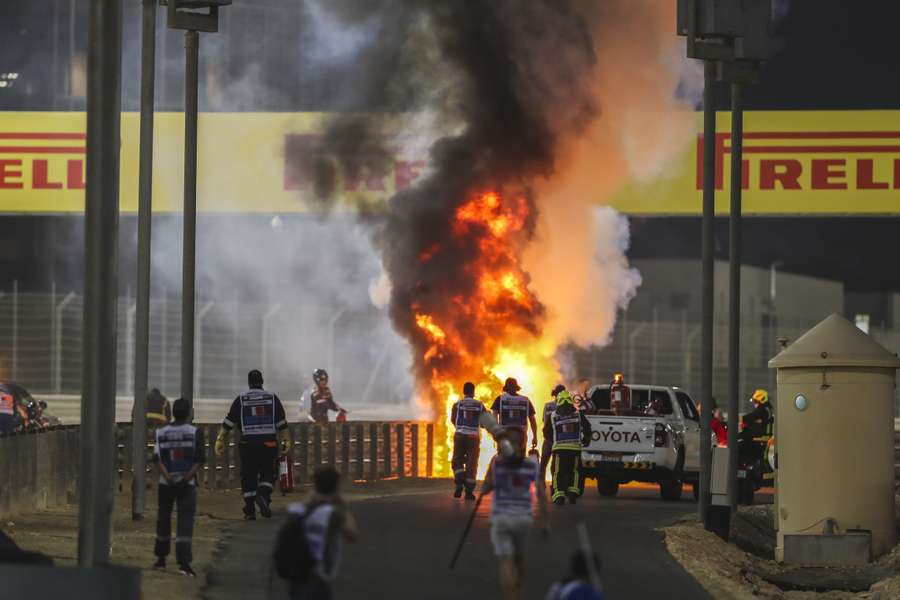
[0,420,435,519]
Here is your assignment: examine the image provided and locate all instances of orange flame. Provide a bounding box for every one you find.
[413,190,559,477]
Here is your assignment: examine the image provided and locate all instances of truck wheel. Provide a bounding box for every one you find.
[660,479,683,501]
[597,478,619,497]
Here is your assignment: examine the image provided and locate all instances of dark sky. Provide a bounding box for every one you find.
[628,0,900,293]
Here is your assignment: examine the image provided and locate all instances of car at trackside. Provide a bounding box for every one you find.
[579,384,708,501]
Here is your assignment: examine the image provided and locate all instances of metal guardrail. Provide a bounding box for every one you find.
[0,421,435,518]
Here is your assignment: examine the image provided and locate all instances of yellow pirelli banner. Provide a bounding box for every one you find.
[1,110,899,214]
[610,110,900,215]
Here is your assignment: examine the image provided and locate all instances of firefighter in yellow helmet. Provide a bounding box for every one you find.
[741,389,771,440]
[542,390,592,506]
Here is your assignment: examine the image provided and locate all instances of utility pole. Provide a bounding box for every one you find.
[132,0,158,522]
[165,0,232,411]
[79,0,122,567]
[678,0,771,536]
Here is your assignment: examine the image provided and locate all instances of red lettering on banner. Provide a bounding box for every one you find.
[33,159,63,189]
[0,159,23,189]
[344,169,386,192]
[395,160,426,189]
[811,159,847,190]
[759,159,802,190]
[67,159,85,189]
[857,159,889,189]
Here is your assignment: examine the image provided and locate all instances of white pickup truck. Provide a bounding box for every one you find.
[579,384,703,501]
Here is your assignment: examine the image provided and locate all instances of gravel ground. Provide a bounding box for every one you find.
[3,477,452,600]
[663,500,900,600]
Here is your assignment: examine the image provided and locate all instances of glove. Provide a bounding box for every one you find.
[279,430,291,455]
[215,430,227,457]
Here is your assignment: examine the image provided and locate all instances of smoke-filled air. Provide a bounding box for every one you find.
[288,0,694,475]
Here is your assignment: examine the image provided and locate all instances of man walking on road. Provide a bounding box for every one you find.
[544,391,592,505]
[491,377,538,454]
[215,369,290,520]
[540,384,566,485]
[482,428,549,600]
[152,397,204,576]
[450,381,484,499]
[286,467,359,600]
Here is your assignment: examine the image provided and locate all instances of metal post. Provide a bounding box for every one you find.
[132,0,156,521]
[196,301,214,398]
[180,29,199,409]
[55,292,77,394]
[699,59,716,528]
[11,280,18,380]
[79,0,122,567]
[727,81,743,510]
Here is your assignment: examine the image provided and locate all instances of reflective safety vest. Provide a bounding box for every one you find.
[454,397,484,436]
[155,423,199,485]
[240,389,277,437]
[542,400,557,422]
[491,457,538,518]
[0,393,13,416]
[552,410,582,451]
[495,393,531,429]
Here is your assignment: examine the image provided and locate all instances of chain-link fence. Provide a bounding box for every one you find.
[3,287,900,417]
[0,286,411,413]
[571,312,900,417]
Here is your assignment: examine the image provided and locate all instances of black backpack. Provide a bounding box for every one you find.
[272,505,321,581]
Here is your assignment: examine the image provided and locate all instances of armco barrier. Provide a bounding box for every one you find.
[116,421,435,490]
[1,421,434,518]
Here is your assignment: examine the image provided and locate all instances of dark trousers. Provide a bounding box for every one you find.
[155,483,196,564]
[539,439,553,482]
[451,433,480,491]
[551,449,581,501]
[289,579,332,600]
[239,443,277,512]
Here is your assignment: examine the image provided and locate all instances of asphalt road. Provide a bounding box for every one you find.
[332,484,711,600]
[204,483,723,600]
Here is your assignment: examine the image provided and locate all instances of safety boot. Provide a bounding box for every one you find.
[256,494,272,518]
[453,485,463,498]
[464,490,476,500]
[567,492,578,505]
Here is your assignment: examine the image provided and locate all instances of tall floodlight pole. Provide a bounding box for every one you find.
[699,59,716,526]
[727,80,743,510]
[165,0,231,411]
[678,0,771,534]
[132,0,158,522]
[79,0,122,567]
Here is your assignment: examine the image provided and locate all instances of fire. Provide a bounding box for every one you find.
[412,190,560,477]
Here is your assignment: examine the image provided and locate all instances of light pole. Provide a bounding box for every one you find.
[164,0,231,411]
[132,0,159,523]
[678,0,771,535]
[79,0,122,567]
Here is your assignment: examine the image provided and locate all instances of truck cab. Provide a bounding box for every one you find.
[580,384,703,501]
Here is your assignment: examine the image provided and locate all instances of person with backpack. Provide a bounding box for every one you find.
[274,466,358,600]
